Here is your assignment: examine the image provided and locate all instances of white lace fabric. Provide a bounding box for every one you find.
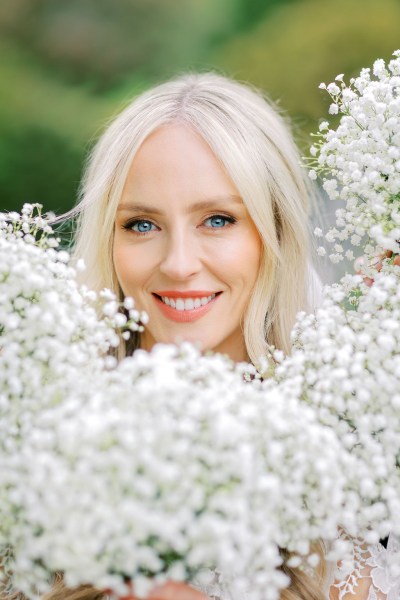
[192,533,400,600]
[331,533,400,600]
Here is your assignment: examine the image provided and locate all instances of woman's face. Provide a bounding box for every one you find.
[113,124,262,362]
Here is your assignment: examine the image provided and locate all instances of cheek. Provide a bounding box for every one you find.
[112,240,148,294]
[207,233,261,294]
[228,231,262,286]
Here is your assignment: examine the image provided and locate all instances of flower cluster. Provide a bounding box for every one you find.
[269,266,400,547]
[1,342,356,600]
[308,50,400,265]
[298,56,400,543]
[0,207,356,600]
[0,204,146,381]
[0,204,146,562]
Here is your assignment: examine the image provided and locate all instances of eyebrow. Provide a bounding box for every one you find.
[116,195,244,214]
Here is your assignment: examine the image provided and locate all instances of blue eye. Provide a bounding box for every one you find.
[124,220,156,234]
[204,215,234,228]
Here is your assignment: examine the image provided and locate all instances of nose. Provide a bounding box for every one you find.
[159,228,202,280]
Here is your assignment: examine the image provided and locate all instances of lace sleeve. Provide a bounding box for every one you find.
[191,534,400,600]
[329,533,400,600]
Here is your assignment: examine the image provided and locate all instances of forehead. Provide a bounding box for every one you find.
[121,123,239,202]
[132,123,213,173]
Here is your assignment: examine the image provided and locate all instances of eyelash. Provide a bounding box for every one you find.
[122,214,237,236]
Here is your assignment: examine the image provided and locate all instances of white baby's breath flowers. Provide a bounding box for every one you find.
[269,266,400,545]
[302,57,400,551]
[307,50,400,264]
[0,207,356,600]
[1,341,353,600]
[0,207,143,402]
[0,204,145,500]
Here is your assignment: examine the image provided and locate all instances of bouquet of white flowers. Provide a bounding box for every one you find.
[2,342,356,600]
[269,269,400,544]
[0,205,148,445]
[0,207,355,600]
[270,51,400,548]
[308,50,400,267]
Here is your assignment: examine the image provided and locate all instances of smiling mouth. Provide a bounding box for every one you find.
[151,292,222,322]
[153,292,222,311]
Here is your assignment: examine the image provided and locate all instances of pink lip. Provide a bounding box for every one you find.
[152,292,222,323]
[153,290,220,298]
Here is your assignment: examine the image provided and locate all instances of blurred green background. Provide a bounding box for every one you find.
[1,0,399,214]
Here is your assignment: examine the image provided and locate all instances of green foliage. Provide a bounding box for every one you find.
[214,0,400,146]
[0,0,239,90]
[235,0,297,30]
[0,39,117,215]
[0,125,83,214]
[0,39,127,215]
[0,39,119,144]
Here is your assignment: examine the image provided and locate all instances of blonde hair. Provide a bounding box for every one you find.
[72,72,314,365]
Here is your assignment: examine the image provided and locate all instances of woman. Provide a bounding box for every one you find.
[65,73,394,599]
[73,72,316,367]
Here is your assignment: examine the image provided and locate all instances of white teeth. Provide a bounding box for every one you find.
[159,293,217,310]
[184,298,194,310]
[175,299,185,311]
